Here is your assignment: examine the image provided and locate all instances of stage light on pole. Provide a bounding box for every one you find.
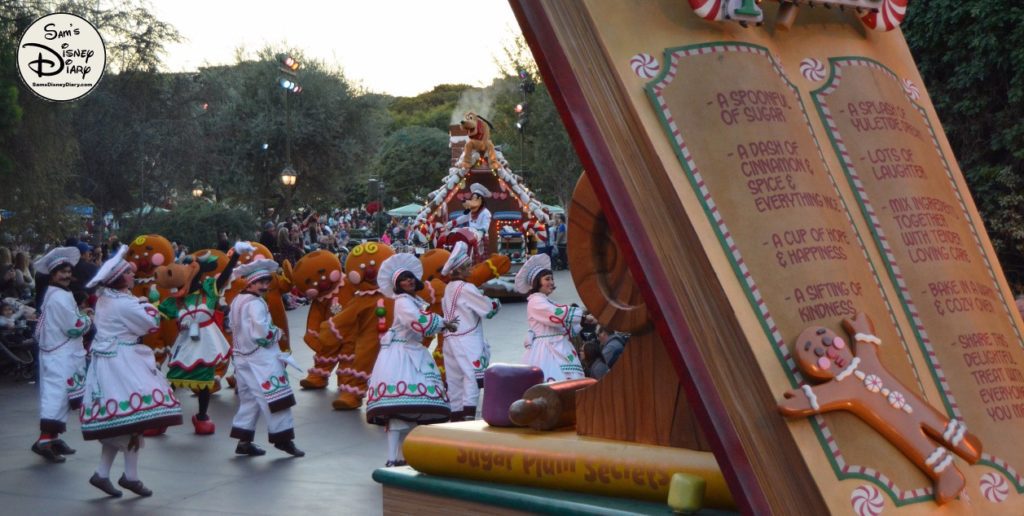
[515,102,528,132]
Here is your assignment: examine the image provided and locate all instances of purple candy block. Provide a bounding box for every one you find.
[482,363,544,427]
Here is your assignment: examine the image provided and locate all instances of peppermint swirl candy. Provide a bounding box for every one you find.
[902,79,920,101]
[850,484,884,516]
[630,53,660,79]
[980,472,1009,503]
[800,58,825,82]
[860,0,908,32]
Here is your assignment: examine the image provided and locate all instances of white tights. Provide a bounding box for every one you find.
[96,435,143,480]
[385,419,416,462]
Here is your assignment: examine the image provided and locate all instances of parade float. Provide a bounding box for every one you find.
[412,122,555,297]
[375,1,1024,514]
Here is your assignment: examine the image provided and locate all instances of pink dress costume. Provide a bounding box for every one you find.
[33,247,91,458]
[228,258,299,446]
[366,254,450,425]
[515,254,584,382]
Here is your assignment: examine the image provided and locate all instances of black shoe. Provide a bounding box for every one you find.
[118,474,152,497]
[394,460,407,466]
[385,460,398,467]
[274,440,305,457]
[235,442,266,456]
[51,439,76,455]
[89,473,122,497]
[31,441,65,463]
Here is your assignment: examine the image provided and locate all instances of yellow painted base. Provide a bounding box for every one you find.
[403,420,734,510]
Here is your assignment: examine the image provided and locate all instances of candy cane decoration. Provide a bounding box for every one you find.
[688,0,727,21]
[860,0,907,32]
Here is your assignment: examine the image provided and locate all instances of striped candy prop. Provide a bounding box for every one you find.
[850,484,885,516]
[686,0,906,31]
[688,0,763,25]
[901,78,920,100]
[860,0,907,31]
[800,58,826,82]
[688,0,727,21]
[630,53,661,79]
[980,472,1009,503]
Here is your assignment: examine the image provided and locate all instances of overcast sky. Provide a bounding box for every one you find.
[150,0,524,96]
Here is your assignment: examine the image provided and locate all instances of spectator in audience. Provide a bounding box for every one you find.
[12,252,35,300]
[554,215,568,270]
[597,326,628,369]
[70,242,99,304]
[582,338,609,380]
[259,222,278,254]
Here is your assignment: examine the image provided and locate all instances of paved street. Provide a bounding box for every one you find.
[0,270,581,515]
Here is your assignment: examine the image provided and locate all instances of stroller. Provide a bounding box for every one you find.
[0,322,36,382]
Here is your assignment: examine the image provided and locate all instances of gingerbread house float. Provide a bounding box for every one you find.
[413,124,555,293]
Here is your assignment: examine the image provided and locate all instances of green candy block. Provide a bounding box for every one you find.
[667,472,705,515]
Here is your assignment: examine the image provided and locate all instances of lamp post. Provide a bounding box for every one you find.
[276,54,302,216]
[281,166,297,214]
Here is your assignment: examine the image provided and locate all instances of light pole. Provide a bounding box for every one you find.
[281,166,297,214]
[277,54,302,215]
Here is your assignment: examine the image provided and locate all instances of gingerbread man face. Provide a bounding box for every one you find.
[291,250,342,300]
[793,326,855,382]
[128,234,174,278]
[345,242,395,291]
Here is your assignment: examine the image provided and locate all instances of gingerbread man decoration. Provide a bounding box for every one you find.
[778,312,982,505]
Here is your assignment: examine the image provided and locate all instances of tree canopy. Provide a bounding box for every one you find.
[904,1,1024,287]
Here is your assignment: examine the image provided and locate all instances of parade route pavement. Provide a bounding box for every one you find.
[0,269,582,515]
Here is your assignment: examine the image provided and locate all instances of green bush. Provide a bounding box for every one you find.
[121,200,259,251]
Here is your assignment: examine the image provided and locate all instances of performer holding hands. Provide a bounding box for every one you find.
[366,254,457,467]
[80,246,182,497]
[440,242,500,421]
[31,246,91,463]
[515,254,596,382]
[228,257,304,457]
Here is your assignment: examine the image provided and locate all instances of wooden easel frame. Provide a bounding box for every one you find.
[510,2,829,512]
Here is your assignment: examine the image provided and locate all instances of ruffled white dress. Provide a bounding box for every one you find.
[521,293,585,382]
[80,289,182,440]
[365,294,449,425]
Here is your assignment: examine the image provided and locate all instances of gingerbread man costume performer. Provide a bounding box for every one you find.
[778,312,983,505]
[287,250,354,390]
[317,242,396,410]
[127,235,178,365]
